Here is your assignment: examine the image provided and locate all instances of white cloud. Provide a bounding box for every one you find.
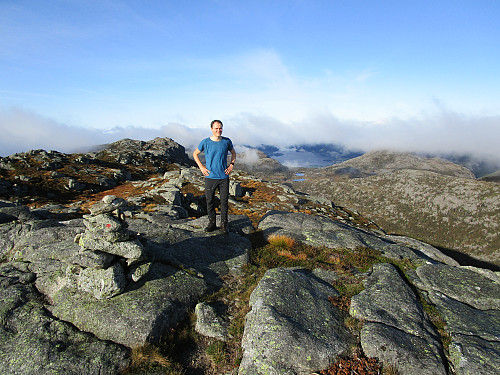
[237,146,261,165]
[0,108,161,156]
[1,105,499,164]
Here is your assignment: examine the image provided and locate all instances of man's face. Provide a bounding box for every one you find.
[211,122,223,137]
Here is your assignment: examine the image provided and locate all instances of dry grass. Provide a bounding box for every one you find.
[268,233,296,248]
[122,343,184,374]
[382,363,400,375]
[130,344,172,367]
[277,249,308,260]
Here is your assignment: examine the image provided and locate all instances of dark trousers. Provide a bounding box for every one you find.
[205,178,229,224]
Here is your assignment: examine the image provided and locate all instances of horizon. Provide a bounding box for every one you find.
[1,1,500,161]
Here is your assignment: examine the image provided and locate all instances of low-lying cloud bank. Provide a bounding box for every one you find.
[1,107,499,165]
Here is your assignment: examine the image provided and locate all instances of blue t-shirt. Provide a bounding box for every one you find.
[198,137,234,179]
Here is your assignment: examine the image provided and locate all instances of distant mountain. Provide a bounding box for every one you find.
[319,150,476,179]
[288,150,500,266]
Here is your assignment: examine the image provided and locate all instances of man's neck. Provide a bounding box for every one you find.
[210,135,222,141]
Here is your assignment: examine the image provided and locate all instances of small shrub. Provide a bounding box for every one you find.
[319,352,382,374]
[328,295,351,311]
[331,276,365,299]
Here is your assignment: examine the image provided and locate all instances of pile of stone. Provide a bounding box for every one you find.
[73,195,151,299]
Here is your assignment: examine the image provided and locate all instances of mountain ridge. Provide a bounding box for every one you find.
[319,149,476,179]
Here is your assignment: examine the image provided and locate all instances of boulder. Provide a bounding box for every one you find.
[0,221,24,260]
[258,210,429,262]
[76,262,127,299]
[229,181,244,198]
[66,178,85,191]
[415,263,500,310]
[70,249,116,269]
[239,267,352,375]
[89,196,128,216]
[350,263,447,375]
[79,196,146,267]
[384,234,460,266]
[0,204,37,223]
[49,263,208,348]
[180,167,203,181]
[78,234,144,265]
[157,189,182,206]
[83,212,124,233]
[0,262,130,375]
[150,230,251,287]
[413,263,500,374]
[195,302,230,341]
[154,204,189,219]
[129,261,153,282]
[11,220,84,264]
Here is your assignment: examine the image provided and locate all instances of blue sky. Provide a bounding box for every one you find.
[1,0,500,160]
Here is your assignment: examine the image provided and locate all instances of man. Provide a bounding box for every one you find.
[193,119,236,234]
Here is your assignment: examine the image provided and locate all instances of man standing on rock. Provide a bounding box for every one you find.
[193,119,236,234]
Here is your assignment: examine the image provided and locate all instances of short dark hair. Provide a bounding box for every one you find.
[210,119,223,128]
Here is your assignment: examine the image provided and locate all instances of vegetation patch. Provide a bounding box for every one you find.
[122,343,184,374]
[318,352,383,375]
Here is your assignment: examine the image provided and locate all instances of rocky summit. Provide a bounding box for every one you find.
[1,138,499,375]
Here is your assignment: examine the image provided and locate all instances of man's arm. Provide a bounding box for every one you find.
[225,148,237,175]
[193,148,210,176]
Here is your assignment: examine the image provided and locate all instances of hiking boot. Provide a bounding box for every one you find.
[205,221,217,232]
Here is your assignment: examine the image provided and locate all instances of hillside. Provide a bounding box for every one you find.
[480,169,500,183]
[289,150,500,266]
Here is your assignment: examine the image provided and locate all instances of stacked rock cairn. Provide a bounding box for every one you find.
[73,195,151,299]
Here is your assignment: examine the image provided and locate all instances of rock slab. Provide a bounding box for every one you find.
[0,262,130,375]
[414,264,500,375]
[49,262,208,348]
[258,210,429,262]
[350,263,447,375]
[239,267,352,375]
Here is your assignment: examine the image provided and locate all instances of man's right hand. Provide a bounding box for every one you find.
[193,148,210,177]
